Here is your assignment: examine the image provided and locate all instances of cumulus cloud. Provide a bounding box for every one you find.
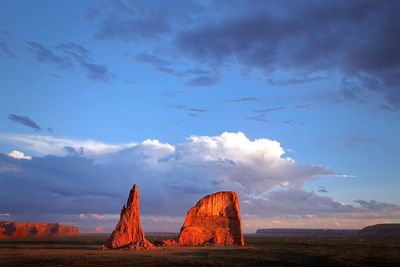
[0,131,332,199]
[8,150,32,160]
[0,131,398,232]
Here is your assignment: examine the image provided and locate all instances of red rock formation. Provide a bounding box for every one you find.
[359,223,400,238]
[0,221,79,239]
[104,184,154,250]
[176,191,244,246]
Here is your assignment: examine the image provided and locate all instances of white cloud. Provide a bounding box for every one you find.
[0,132,333,193]
[79,213,118,221]
[0,134,136,157]
[158,132,333,193]
[8,150,32,160]
[1,131,397,232]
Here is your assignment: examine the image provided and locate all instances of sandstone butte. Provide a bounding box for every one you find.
[174,191,244,246]
[103,184,154,250]
[0,221,79,239]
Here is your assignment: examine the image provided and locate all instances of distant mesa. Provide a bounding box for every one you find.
[359,223,400,238]
[256,224,400,238]
[256,228,359,237]
[164,191,244,246]
[103,184,155,250]
[0,221,79,239]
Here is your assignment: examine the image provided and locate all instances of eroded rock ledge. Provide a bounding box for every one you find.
[0,221,79,239]
[104,185,244,250]
[163,191,245,246]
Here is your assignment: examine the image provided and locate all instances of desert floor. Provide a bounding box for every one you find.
[0,234,399,266]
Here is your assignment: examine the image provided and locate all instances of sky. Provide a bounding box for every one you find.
[0,0,399,233]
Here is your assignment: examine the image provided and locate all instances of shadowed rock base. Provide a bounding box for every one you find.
[103,184,155,250]
[163,191,244,246]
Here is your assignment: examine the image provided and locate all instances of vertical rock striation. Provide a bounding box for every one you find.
[104,184,154,250]
[177,191,244,246]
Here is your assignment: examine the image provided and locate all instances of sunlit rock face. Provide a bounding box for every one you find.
[0,221,79,238]
[104,184,154,250]
[177,191,244,246]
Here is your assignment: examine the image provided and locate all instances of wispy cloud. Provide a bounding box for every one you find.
[81,63,112,82]
[246,107,285,123]
[8,114,41,131]
[186,74,220,87]
[134,52,183,77]
[283,119,296,126]
[90,0,204,42]
[317,186,328,193]
[267,76,326,87]
[133,50,220,86]
[295,103,313,110]
[174,1,400,110]
[26,41,112,83]
[160,90,184,98]
[0,30,16,58]
[245,114,268,123]
[166,104,208,116]
[0,133,136,157]
[254,107,285,114]
[344,129,376,149]
[26,42,71,69]
[225,97,261,103]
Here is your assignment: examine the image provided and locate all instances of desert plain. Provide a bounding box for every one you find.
[1,234,400,267]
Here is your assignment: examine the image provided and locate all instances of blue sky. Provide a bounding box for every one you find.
[0,0,399,233]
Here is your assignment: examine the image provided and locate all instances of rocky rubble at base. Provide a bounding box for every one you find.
[104,184,244,250]
[103,184,155,250]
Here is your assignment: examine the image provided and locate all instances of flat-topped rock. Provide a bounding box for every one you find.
[0,221,79,239]
[359,223,400,237]
[176,191,244,246]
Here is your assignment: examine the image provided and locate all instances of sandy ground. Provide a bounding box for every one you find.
[1,235,400,266]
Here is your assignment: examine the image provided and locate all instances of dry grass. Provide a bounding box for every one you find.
[0,234,399,266]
